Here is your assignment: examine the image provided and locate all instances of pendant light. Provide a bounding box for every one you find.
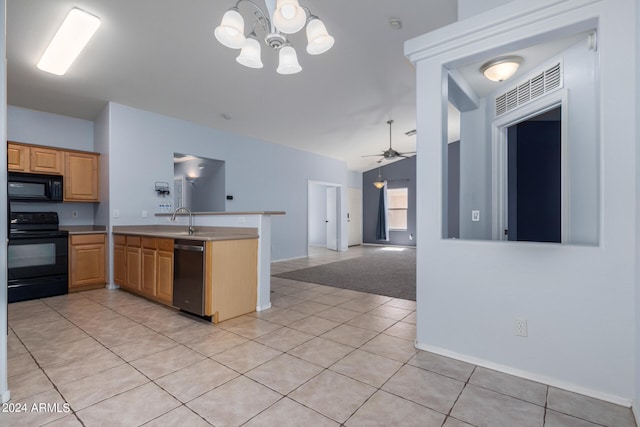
[273,0,307,34]
[306,16,334,55]
[214,0,333,74]
[214,7,246,49]
[236,32,263,68]
[277,45,302,74]
[373,168,385,189]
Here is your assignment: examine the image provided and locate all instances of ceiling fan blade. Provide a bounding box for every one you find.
[362,154,384,158]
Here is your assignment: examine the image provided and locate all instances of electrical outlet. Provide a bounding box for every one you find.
[472,210,480,222]
[142,210,148,218]
[113,209,120,218]
[514,319,528,337]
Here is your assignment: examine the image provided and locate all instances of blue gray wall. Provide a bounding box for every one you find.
[362,156,416,246]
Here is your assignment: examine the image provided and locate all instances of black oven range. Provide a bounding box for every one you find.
[8,212,69,303]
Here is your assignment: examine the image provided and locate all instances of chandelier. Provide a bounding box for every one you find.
[214,0,334,74]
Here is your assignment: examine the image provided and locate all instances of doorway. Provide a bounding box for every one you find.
[307,181,342,253]
[347,187,363,246]
[505,106,562,242]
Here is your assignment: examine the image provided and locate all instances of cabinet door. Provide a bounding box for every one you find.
[157,249,174,305]
[113,244,126,285]
[141,247,157,297]
[64,151,100,202]
[125,246,142,291]
[30,146,63,175]
[8,143,29,171]
[69,234,106,289]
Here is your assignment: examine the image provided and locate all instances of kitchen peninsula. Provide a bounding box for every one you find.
[112,211,284,322]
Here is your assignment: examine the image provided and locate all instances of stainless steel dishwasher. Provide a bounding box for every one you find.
[173,239,206,316]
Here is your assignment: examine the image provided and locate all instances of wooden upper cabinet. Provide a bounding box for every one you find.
[30,146,63,174]
[64,151,100,202]
[8,142,63,174]
[7,143,30,171]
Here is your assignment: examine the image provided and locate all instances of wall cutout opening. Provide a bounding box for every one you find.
[442,28,599,245]
[173,153,226,212]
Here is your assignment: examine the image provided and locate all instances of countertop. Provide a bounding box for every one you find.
[155,211,285,217]
[60,225,107,235]
[112,225,259,241]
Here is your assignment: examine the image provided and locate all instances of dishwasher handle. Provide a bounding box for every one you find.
[174,243,205,252]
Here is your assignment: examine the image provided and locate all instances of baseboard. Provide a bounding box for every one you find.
[415,341,633,408]
[272,255,308,263]
[1,390,10,403]
[363,243,417,249]
[633,402,639,425]
[256,303,272,312]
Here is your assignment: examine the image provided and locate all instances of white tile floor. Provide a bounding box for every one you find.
[3,245,637,426]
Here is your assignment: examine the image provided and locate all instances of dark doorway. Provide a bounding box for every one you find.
[507,107,561,243]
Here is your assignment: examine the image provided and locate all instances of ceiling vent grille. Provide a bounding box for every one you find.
[495,62,562,116]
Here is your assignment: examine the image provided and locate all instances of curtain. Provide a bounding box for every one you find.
[375,182,389,240]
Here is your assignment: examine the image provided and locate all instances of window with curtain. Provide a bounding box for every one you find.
[387,187,408,231]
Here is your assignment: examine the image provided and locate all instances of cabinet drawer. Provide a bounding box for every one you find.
[142,237,157,249]
[71,233,105,245]
[113,234,126,245]
[157,239,174,252]
[126,236,142,247]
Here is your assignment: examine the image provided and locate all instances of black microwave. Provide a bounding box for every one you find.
[8,172,64,202]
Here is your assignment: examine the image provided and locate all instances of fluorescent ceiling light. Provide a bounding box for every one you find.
[37,8,101,76]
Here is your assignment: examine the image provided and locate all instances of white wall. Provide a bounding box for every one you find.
[7,106,97,225]
[106,102,349,261]
[348,170,362,189]
[8,106,93,151]
[635,0,640,419]
[458,0,514,20]
[406,0,637,404]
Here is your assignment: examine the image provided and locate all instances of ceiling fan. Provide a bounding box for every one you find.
[362,120,416,163]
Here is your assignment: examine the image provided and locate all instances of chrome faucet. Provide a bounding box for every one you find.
[171,207,195,235]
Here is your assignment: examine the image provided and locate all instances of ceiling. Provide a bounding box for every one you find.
[6,0,458,172]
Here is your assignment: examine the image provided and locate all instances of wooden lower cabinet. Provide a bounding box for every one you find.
[114,234,174,305]
[124,236,142,292]
[69,234,106,291]
[113,235,126,286]
[113,233,257,321]
[141,238,158,297]
[156,240,174,305]
[207,238,258,323]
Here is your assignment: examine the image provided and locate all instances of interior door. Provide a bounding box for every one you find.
[507,107,561,242]
[326,187,338,250]
[347,187,362,246]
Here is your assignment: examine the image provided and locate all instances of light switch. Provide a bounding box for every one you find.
[472,210,480,222]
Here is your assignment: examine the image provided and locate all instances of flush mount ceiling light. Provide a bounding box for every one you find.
[215,0,334,74]
[480,55,523,82]
[37,8,101,76]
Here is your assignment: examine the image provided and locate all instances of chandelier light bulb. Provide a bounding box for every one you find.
[236,34,263,68]
[277,45,302,74]
[273,0,306,34]
[306,17,334,55]
[214,8,246,49]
